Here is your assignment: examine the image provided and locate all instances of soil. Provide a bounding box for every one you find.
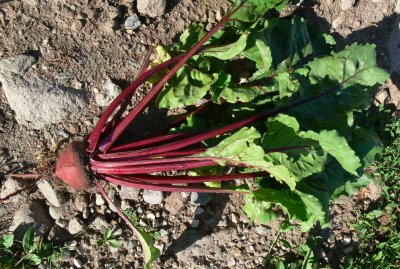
[0,0,399,268]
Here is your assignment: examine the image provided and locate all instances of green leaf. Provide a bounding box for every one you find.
[214,85,266,104]
[305,130,361,176]
[350,127,383,167]
[244,194,276,224]
[262,114,327,180]
[252,188,308,221]
[295,190,325,232]
[231,0,288,22]
[0,234,14,249]
[23,228,35,253]
[24,254,41,266]
[157,67,218,109]
[108,239,121,249]
[203,31,249,60]
[138,228,161,269]
[202,127,297,189]
[292,44,389,131]
[104,228,113,239]
[174,22,207,51]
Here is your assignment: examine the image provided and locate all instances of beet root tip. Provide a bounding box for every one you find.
[55,141,91,190]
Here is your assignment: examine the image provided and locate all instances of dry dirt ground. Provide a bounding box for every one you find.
[0,0,399,268]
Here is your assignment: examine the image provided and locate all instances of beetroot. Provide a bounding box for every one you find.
[55,141,91,190]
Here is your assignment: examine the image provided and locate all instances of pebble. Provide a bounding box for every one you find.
[255,226,269,236]
[0,177,26,200]
[191,219,200,228]
[193,207,204,215]
[190,192,211,206]
[95,78,122,107]
[56,219,69,229]
[124,14,142,30]
[0,54,36,74]
[73,258,83,268]
[137,0,166,17]
[119,186,140,200]
[68,217,84,235]
[91,216,108,231]
[159,229,168,237]
[143,190,164,205]
[343,234,352,245]
[74,194,89,212]
[0,70,88,129]
[37,179,66,207]
[96,194,105,205]
[10,201,53,238]
[227,258,236,267]
[49,205,65,220]
[342,246,354,255]
[217,219,227,227]
[340,0,353,10]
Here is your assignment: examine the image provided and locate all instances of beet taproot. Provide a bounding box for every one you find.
[55,141,91,190]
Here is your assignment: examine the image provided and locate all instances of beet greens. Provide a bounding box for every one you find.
[79,0,388,267]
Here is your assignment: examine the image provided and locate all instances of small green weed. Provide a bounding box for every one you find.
[0,228,67,269]
[97,227,121,249]
[342,109,400,268]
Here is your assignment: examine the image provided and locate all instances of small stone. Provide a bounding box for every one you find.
[332,16,344,29]
[0,72,88,129]
[119,186,140,200]
[147,212,156,220]
[255,226,268,236]
[137,0,166,17]
[343,234,352,245]
[0,177,26,201]
[10,201,52,239]
[159,229,168,237]
[37,179,66,207]
[193,207,204,215]
[340,0,353,10]
[47,225,72,241]
[342,246,354,255]
[74,194,89,212]
[95,78,122,107]
[327,234,336,244]
[164,192,186,214]
[65,240,78,251]
[231,213,238,224]
[96,194,105,205]
[190,192,211,206]
[49,206,65,220]
[0,54,36,75]
[227,258,236,267]
[73,258,83,268]
[217,219,227,227]
[191,219,200,228]
[124,14,142,30]
[91,216,108,231]
[121,200,131,211]
[68,217,84,235]
[143,190,164,205]
[56,219,69,229]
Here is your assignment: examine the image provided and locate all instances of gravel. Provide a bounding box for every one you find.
[0,72,88,129]
[119,186,140,201]
[190,192,211,206]
[143,190,164,205]
[137,0,166,17]
[95,78,121,107]
[37,178,66,207]
[124,14,142,30]
[0,54,36,75]
[9,201,53,238]
[68,217,84,235]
